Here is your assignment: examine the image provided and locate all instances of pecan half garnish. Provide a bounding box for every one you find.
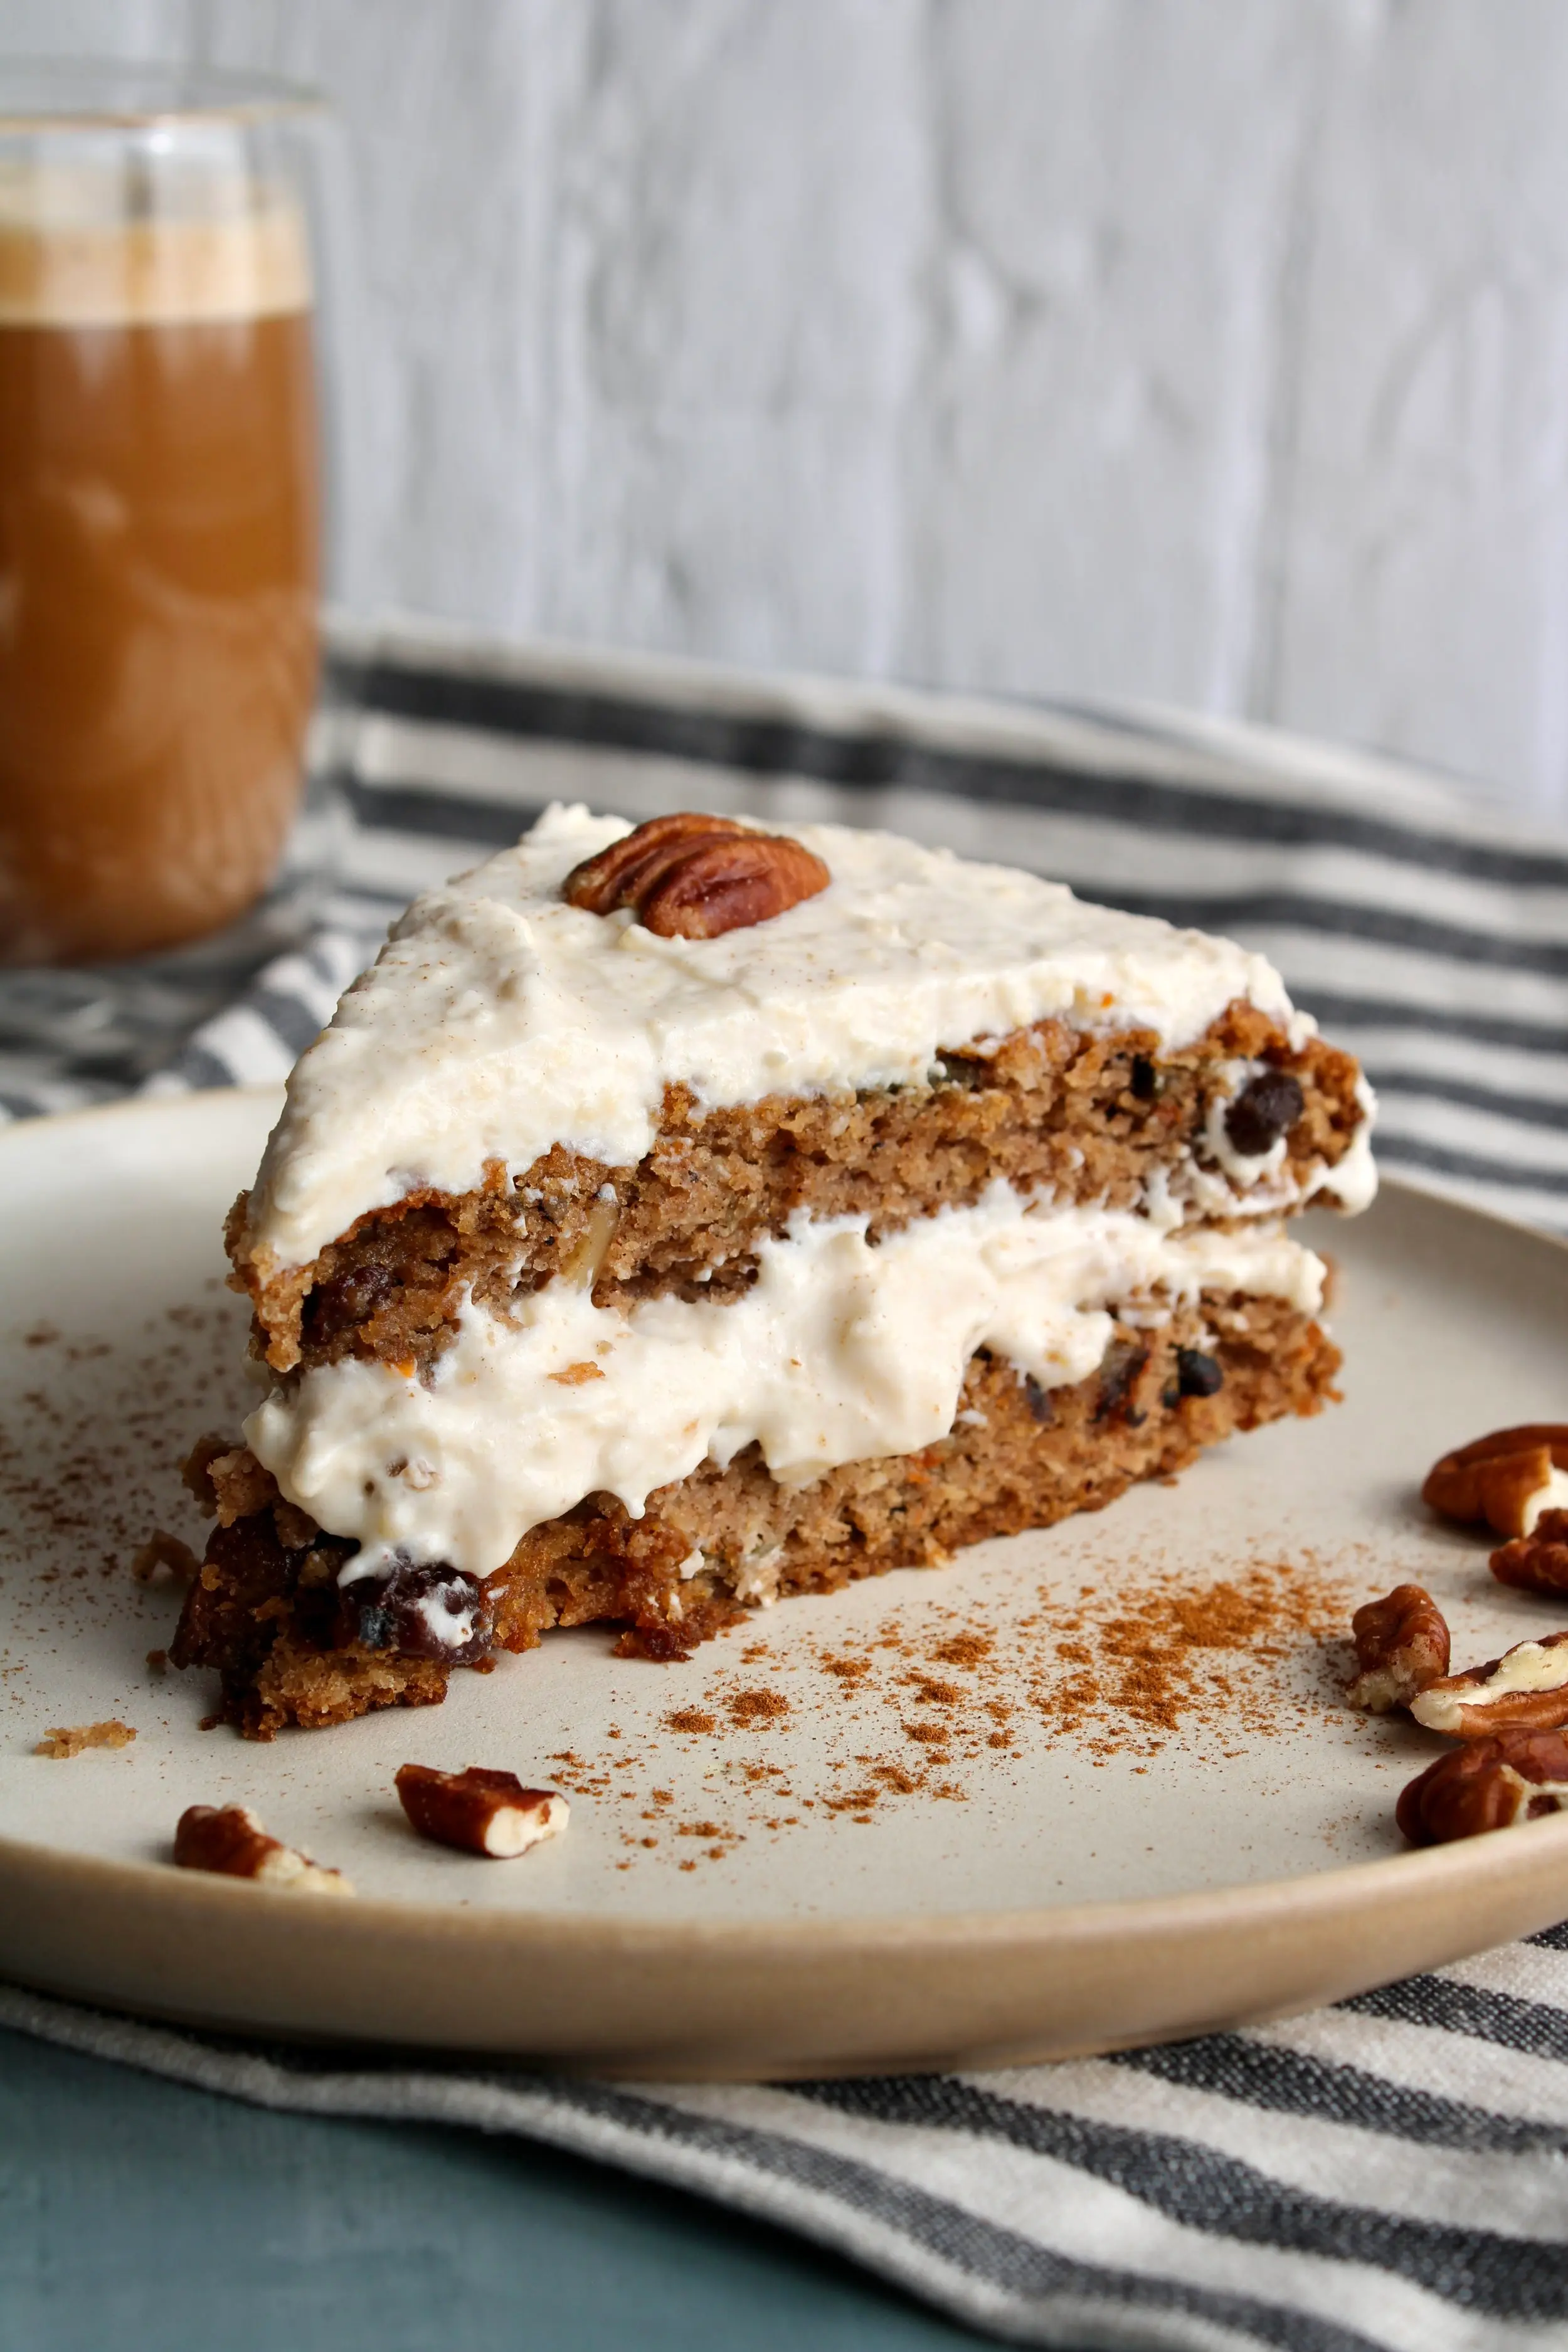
[1422,1425,1568,1539]
[1409,1629,1568,1738]
[1345,1584,1450,1713]
[563,812,830,939]
[1396,1727,1568,1845]
[395,1763,569,1857]
[1491,1508,1568,1596]
[172,1803,354,1894]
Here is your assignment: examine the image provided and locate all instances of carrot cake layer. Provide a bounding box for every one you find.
[174,1291,1338,1737]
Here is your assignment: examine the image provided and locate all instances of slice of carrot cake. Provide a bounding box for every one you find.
[172,805,1375,1737]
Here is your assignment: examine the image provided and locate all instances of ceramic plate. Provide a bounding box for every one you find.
[3,1089,1567,2078]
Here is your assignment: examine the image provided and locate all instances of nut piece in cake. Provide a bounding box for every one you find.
[1491,1509,1568,1596]
[1396,1729,1568,1845]
[1423,1425,1568,1539]
[395,1762,569,1857]
[1345,1585,1450,1714]
[173,1803,354,1894]
[563,810,830,938]
[1409,1631,1568,1738]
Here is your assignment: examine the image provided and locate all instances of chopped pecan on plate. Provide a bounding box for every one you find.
[1409,1629,1568,1739]
[563,811,830,939]
[1396,1727,1568,1845]
[1345,1584,1450,1714]
[1491,1508,1568,1596]
[172,1803,354,1895]
[395,1762,569,1858]
[1422,1424,1568,1539]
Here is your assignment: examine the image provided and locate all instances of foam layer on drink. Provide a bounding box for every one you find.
[0,194,310,325]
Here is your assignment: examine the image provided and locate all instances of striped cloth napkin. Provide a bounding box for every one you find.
[5,1944,1568,2352]
[6,621,1568,2348]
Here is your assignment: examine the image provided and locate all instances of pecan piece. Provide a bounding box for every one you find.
[1396,1728,1568,1845]
[563,811,747,911]
[559,1189,620,1288]
[172,1803,354,1894]
[1409,1629,1568,1738]
[395,1763,569,1857]
[1345,1584,1450,1713]
[563,811,830,939]
[1491,1508,1568,1596]
[1422,1424,1568,1539]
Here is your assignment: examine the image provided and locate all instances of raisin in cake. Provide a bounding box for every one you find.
[172,805,1375,1736]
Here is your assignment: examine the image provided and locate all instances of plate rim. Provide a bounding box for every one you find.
[6,1799,1568,1956]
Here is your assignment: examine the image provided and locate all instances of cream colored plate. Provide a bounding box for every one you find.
[3,1088,1568,2077]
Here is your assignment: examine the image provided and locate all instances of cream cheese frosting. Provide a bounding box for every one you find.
[245,802,1308,1275]
[246,1182,1327,1582]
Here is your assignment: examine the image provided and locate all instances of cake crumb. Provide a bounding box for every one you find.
[130,1528,199,1583]
[36,1719,136,1758]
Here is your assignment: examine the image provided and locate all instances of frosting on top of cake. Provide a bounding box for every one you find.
[246,802,1303,1273]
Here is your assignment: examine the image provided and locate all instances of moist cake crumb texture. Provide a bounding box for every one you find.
[34,1718,137,1757]
[169,805,1377,1737]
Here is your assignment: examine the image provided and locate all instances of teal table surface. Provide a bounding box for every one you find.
[0,2026,983,2352]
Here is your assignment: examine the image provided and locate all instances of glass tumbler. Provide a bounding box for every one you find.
[0,63,348,1058]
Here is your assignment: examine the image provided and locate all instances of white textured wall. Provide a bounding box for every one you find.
[8,2,1568,816]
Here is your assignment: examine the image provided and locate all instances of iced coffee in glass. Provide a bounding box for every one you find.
[0,67,325,968]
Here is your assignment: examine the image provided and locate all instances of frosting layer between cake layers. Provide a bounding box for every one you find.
[246,1181,1326,1582]
[245,802,1310,1274]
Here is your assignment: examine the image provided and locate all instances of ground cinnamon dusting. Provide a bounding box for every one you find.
[726,1689,790,1726]
[581,1547,1355,1873]
[664,1707,718,1735]
[1038,1562,1345,1754]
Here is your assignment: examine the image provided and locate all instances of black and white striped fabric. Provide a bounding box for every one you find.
[8,1945,1568,2352]
[5,616,1568,1231]
[8,624,1568,2346]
